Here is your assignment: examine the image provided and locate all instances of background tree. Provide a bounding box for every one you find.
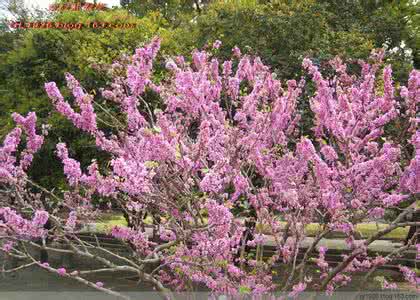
[0,2,181,190]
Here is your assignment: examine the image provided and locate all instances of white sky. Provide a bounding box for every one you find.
[24,0,121,10]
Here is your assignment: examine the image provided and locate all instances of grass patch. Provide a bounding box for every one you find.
[93,214,155,233]
[93,214,408,240]
[303,223,408,240]
[256,222,408,240]
[94,214,128,233]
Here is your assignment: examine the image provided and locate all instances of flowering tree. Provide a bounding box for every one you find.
[0,38,419,298]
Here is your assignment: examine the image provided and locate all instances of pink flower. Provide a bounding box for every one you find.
[65,211,77,231]
[399,266,416,285]
[369,207,385,218]
[246,240,256,247]
[159,229,176,241]
[165,59,177,71]
[232,46,241,57]
[317,247,329,270]
[0,208,48,238]
[56,143,82,186]
[111,226,132,240]
[382,194,408,207]
[227,264,242,278]
[32,210,49,227]
[11,112,44,169]
[319,246,328,255]
[57,267,67,276]
[289,282,307,298]
[321,145,338,162]
[382,279,397,290]
[232,174,249,201]
[212,40,222,49]
[95,281,104,288]
[2,241,14,252]
[371,256,387,267]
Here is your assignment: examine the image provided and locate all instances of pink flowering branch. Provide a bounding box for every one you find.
[0,38,419,297]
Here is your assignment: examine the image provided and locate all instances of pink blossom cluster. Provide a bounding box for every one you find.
[399,266,420,291]
[0,111,44,183]
[111,226,152,254]
[0,38,419,295]
[0,208,49,238]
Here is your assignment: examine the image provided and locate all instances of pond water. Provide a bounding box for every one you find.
[0,264,412,294]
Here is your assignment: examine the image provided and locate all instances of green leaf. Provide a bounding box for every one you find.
[216,259,228,267]
[239,286,251,294]
[152,126,161,133]
[144,161,159,168]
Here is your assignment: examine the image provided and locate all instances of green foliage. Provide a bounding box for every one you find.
[180,0,416,81]
[239,285,251,294]
[122,0,203,23]
[180,1,368,78]
[0,7,181,189]
[0,0,416,190]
